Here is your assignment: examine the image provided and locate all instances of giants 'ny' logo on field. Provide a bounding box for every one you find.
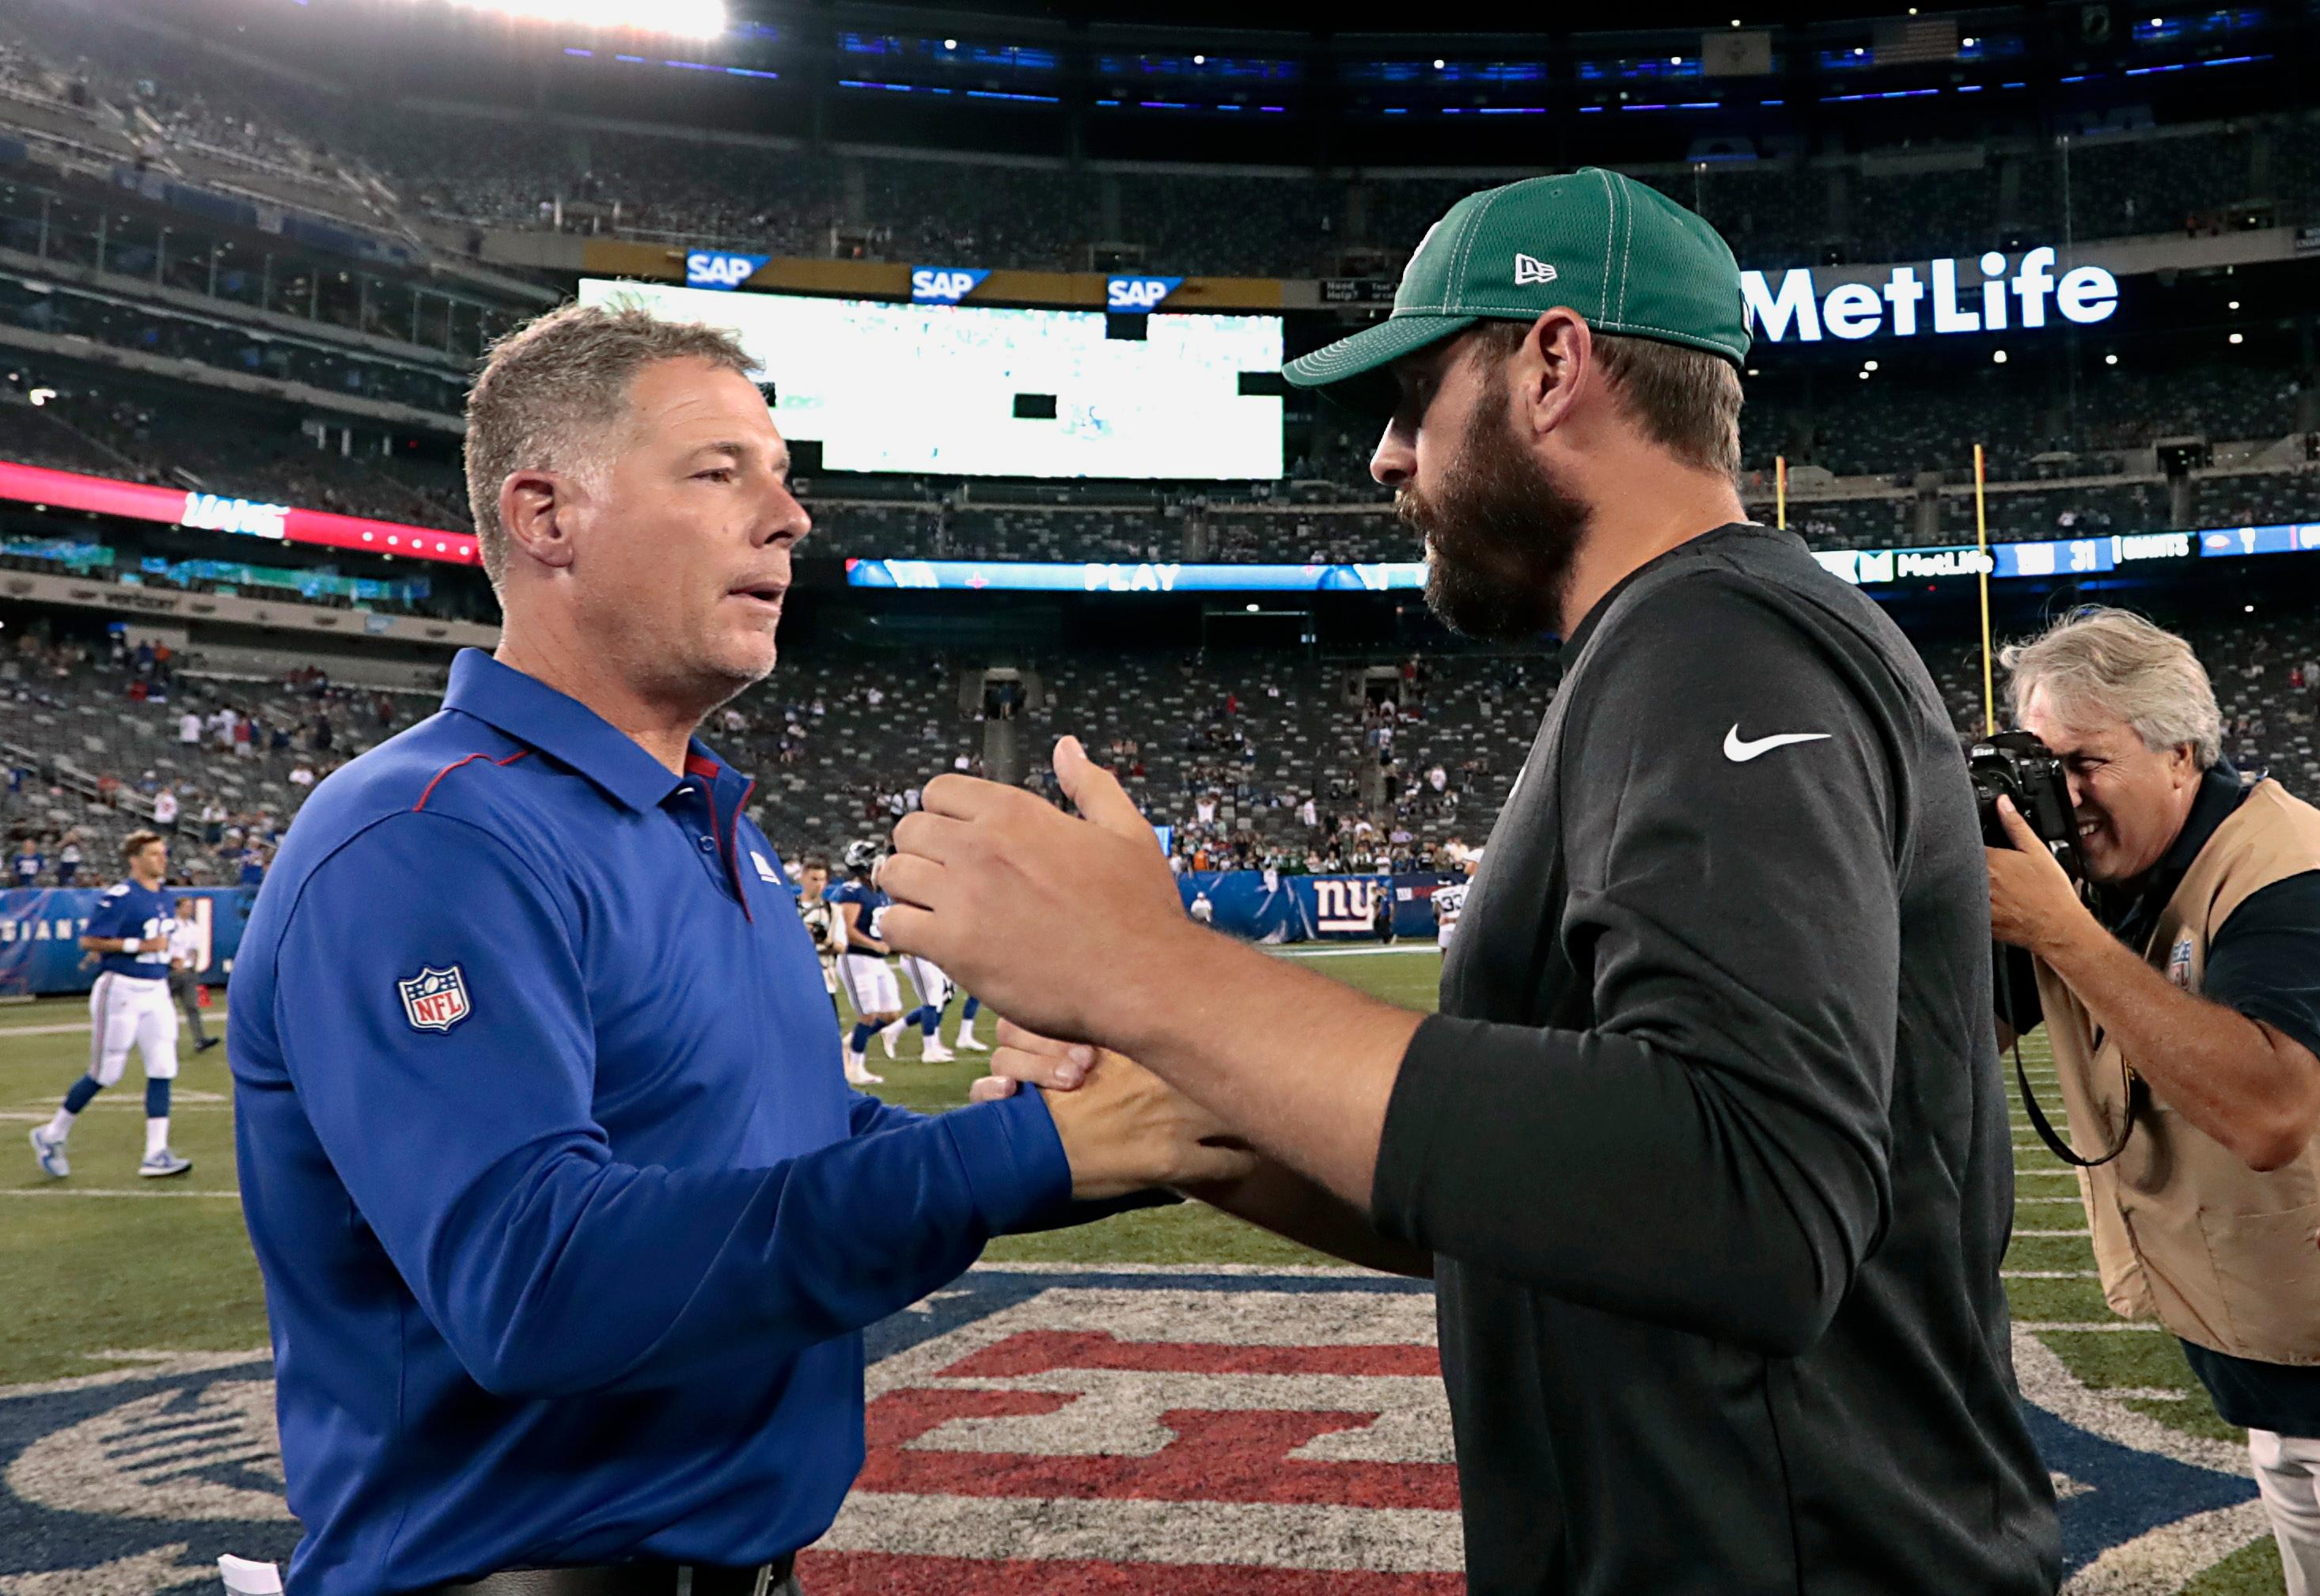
[1514,252,1559,286]
[397,965,472,1033]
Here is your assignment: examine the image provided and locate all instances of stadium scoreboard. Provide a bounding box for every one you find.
[578,278,1285,481]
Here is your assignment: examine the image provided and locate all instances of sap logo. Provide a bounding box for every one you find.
[1106,275,1183,313]
[1082,563,1181,592]
[684,251,769,290]
[912,267,990,304]
[180,493,290,540]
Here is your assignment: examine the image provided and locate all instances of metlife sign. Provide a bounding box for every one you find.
[684,251,769,291]
[1106,275,1184,313]
[179,492,290,540]
[1742,247,2117,343]
[911,267,991,305]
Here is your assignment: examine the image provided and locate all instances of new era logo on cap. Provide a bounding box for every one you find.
[1282,169,1752,411]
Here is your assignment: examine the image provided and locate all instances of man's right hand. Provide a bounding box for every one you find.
[1001,1024,1256,1200]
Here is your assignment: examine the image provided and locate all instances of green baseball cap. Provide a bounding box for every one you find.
[1283,167,1751,415]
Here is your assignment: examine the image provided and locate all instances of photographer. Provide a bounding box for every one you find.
[1986,607,2320,1592]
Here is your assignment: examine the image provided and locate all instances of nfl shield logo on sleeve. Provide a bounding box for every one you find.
[2166,937,2195,988]
[397,965,472,1033]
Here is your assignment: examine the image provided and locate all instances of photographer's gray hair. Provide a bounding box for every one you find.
[2000,606,2223,768]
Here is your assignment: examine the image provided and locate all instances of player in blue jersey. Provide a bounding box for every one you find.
[30,829,191,1178]
[828,839,904,1082]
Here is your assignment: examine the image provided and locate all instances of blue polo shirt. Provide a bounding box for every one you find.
[229,650,1071,1593]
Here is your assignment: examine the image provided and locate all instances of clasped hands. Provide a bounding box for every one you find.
[878,735,1254,1200]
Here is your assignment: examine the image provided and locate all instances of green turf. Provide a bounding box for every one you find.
[0,952,2269,1591]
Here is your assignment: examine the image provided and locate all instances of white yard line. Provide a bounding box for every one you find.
[0,1186,241,1199]
[0,1016,231,1038]
[2019,1320,2166,1333]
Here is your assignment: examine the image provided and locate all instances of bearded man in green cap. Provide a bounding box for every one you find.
[878,169,2062,1595]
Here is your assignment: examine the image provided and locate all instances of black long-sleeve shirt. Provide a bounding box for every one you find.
[1371,524,2060,1596]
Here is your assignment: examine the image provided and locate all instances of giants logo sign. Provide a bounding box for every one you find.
[0,1266,2276,1590]
[1311,878,1380,934]
[808,1272,1461,1590]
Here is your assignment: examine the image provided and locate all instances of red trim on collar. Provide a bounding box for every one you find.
[684,753,721,781]
[704,778,754,923]
[413,754,490,812]
[412,749,529,812]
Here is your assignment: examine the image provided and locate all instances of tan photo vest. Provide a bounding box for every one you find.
[2035,777,2320,1365]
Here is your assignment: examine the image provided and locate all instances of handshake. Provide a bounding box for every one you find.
[969,1022,1253,1200]
[877,733,1431,1276]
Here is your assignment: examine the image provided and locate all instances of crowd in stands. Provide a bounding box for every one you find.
[0,6,2311,283]
[0,11,2314,576]
[2,624,436,889]
[0,274,468,415]
[14,605,2320,914]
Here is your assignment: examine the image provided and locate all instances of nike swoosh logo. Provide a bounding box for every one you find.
[1723,725,1833,762]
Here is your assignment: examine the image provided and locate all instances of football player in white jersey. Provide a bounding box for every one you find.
[1434,853,1480,953]
[30,831,190,1178]
[895,953,957,1063]
[827,840,905,1083]
[793,855,843,1017]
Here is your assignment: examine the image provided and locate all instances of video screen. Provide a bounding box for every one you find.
[577,279,1285,480]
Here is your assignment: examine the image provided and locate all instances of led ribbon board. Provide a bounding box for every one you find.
[0,461,479,565]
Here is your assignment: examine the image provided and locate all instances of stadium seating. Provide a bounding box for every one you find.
[0,7,2311,282]
[17,603,2320,884]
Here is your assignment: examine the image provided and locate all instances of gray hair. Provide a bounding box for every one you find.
[463,298,759,587]
[2000,606,2222,768]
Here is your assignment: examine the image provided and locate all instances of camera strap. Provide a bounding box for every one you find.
[1998,946,2139,1167]
[2014,1048,2140,1168]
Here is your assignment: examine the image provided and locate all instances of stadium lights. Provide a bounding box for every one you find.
[1858,370,1870,379]
[1670,55,1683,65]
[26,386,53,406]
[444,0,728,40]
[1863,358,1878,371]
[2228,299,2241,309]
[2105,352,2118,364]
[1963,36,1977,47]
[1992,349,2008,363]
[943,37,956,48]
[2246,605,2256,612]
[2229,332,2244,344]
[1245,603,1260,612]
[1433,58,1446,69]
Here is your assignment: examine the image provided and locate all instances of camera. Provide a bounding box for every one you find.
[1966,730,2082,881]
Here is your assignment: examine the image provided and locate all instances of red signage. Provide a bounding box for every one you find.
[0,460,480,567]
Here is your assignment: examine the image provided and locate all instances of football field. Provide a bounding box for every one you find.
[0,952,2285,1593]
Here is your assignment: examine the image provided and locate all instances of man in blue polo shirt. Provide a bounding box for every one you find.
[229,301,1249,1596]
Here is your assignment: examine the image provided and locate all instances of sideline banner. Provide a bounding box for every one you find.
[1176,870,1458,942]
[0,888,252,996]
